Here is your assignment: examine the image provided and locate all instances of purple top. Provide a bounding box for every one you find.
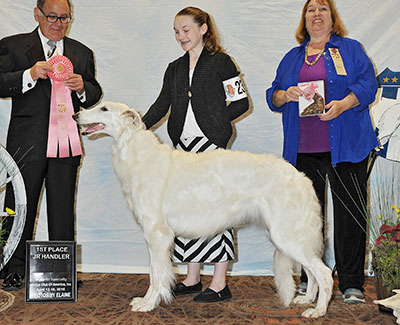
[298,54,330,153]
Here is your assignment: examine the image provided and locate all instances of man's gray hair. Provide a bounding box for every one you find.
[37,0,71,10]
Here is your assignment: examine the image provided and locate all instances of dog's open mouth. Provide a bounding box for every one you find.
[81,123,105,135]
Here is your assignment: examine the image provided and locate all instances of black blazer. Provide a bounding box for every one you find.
[0,27,102,165]
[143,48,249,148]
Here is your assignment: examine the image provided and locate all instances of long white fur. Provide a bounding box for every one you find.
[75,101,333,318]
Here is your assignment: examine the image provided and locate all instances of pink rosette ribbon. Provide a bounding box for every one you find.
[46,55,82,158]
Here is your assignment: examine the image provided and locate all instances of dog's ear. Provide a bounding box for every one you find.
[123,110,142,128]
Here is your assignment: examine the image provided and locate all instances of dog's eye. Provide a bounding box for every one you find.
[101,106,108,112]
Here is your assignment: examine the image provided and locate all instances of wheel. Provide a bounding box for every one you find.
[0,144,27,270]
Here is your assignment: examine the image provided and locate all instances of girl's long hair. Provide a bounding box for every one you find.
[176,7,223,54]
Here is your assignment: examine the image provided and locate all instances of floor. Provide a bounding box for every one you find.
[0,273,396,324]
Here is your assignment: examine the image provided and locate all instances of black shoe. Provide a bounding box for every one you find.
[77,280,83,289]
[2,273,23,291]
[172,282,202,296]
[193,285,232,303]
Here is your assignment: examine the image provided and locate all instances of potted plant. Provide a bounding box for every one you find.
[372,206,400,306]
[367,159,400,313]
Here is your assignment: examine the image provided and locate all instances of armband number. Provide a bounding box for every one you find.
[223,76,247,101]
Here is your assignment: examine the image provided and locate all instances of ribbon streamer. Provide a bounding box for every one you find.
[46,55,82,158]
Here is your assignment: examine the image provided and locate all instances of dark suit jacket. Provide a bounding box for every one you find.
[0,27,102,165]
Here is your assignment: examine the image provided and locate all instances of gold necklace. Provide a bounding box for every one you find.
[305,42,324,66]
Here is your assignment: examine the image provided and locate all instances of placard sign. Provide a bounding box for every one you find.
[26,241,77,303]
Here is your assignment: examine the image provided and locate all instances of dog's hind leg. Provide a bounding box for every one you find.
[300,258,333,318]
[273,248,296,307]
[130,222,175,312]
[273,239,332,318]
[293,267,318,304]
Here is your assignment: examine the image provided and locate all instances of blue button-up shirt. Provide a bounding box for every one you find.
[266,34,379,167]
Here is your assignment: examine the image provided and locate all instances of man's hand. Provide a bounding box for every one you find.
[30,61,53,80]
[64,73,84,94]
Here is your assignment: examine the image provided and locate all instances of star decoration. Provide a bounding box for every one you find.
[392,76,398,83]
[383,77,390,83]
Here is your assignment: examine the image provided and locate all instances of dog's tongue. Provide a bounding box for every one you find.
[82,123,105,135]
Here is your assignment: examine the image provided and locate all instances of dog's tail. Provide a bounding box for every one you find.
[273,248,295,306]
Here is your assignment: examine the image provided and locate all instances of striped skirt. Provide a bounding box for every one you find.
[172,136,235,263]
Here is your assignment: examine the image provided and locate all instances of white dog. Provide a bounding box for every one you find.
[74,101,333,318]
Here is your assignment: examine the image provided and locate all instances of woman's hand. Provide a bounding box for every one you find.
[272,86,303,107]
[319,100,346,120]
[319,93,359,121]
[285,86,303,102]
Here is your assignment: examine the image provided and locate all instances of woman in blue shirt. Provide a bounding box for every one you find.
[266,0,378,304]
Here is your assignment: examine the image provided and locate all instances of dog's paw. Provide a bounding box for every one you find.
[301,307,326,318]
[293,295,314,305]
[129,297,141,306]
[129,297,156,312]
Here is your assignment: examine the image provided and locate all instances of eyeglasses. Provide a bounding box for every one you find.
[38,7,71,24]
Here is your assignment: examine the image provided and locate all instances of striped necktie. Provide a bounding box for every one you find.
[47,40,57,59]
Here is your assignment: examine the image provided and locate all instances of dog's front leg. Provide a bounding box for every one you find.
[130,222,175,312]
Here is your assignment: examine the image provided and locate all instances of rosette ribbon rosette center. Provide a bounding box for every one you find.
[46,55,82,157]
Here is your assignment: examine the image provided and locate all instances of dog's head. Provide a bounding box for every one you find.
[74,101,144,138]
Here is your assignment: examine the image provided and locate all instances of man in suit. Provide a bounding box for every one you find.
[0,0,102,290]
